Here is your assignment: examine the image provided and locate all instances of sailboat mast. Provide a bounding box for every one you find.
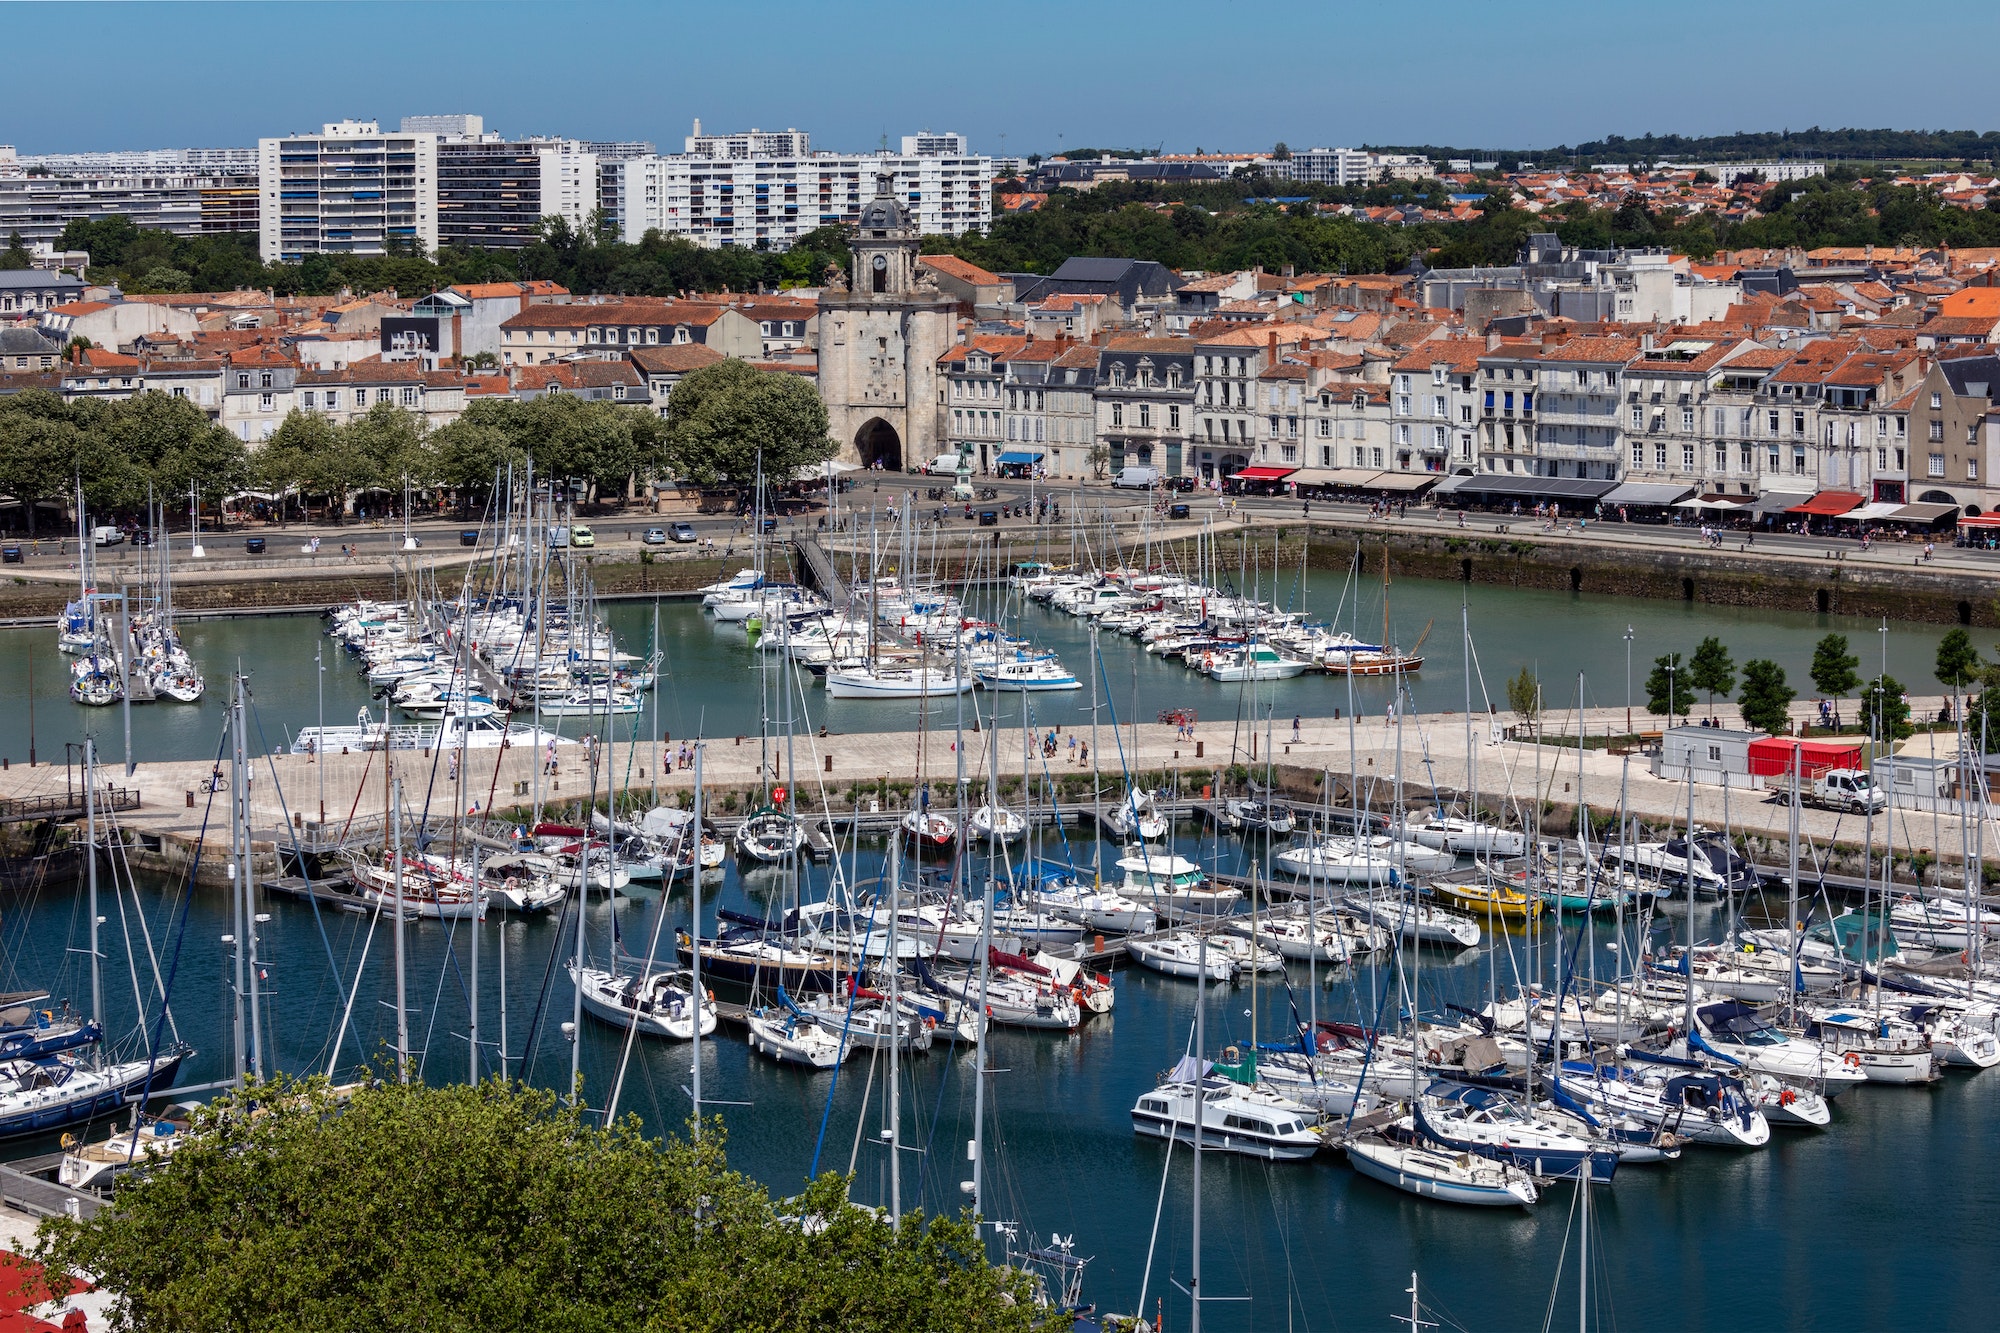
[1191,927,1206,1333]
[393,777,409,1083]
[971,695,999,1215]
[1090,619,1102,883]
[887,829,902,1231]
[84,738,102,1070]
[242,674,263,1078]
[690,743,705,1138]
[469,846,481,1083]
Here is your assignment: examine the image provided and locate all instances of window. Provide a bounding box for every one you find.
[1394,424,1411,446]
[1432,425,1446,449]
[1631,440,1644,467]
[1767,410,1780,434]
[172,385,186,399]
[1354,446,1368,466]
[1877,447,1888,469]
[1631,405,1644,429]
[1138,403,1151,429]
[1930,420,1945,442]
[1318,418,1330,438]
[1971,459,1981,481]
[259,392,274,411]
[1397,395,1412,415]
[237,374,250,389]
[1111,403,1123,427]
[1655,442,1668,468]
[1168,405,1180,430]
[1931,392,1943,410]
[1792,410,1806,435]
[1395,374,1411,393]
[1460,404,1473,423]
[1740,444,1755,473]
[1683,443,1696,472]
[259,373,273,389]
[613,385,626,401]
[378,388,393,405]
[1683,408,1695,431]
[1281,444,1297,462]
[1768,446,1781,472]
[1432,395,1446,418]
[1372,447,1384,467]
[400,387,418,406]
[1321,445,1333,466]
[1876,415,1887,438]
[354,389,366,407]
[1713,409,1727,434]
[1431,366,1446,385]
[1896,416,1906,437]
[301,391,314,409]
[1792,448,1807,475]
[1929,453,1946,477]
[1714,444,1727,472]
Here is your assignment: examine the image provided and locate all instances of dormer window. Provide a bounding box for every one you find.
[1110,364,1126,387]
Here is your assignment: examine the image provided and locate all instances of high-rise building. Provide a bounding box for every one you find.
[579,140,655,234]
[400,114,484,138]
[0,172,258,248]
[435,137,598,249]
[1277,147,1376,186]
[901,131,968,157]
[11,146,259,176]
[682,120,810,159]
[257,120,438,262]
[619,128,990,250]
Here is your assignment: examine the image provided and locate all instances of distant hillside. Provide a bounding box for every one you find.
[1365,127,2000,167]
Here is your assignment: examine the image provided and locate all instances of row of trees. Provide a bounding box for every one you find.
[0,360,833,527]
[33,1075,1046,1332]
[56,214,855,301]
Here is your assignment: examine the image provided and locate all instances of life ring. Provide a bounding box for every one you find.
[1426,1047,1444,1064]
[1223,1045,1241,1063]
[60,1133,75,1149]
[1778,1088,1797,1106]
[1842,1051,1863,1069]
[1071,986,1085,1005]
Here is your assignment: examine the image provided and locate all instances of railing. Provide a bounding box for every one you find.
[0,787,139,823]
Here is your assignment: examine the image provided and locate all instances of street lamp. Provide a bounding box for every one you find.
[1623,624,1635,736]
[1667,659,1676,725]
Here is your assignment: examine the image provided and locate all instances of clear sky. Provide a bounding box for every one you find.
[5,0,1996,157]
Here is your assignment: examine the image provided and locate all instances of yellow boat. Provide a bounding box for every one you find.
[1429,880,1544,921]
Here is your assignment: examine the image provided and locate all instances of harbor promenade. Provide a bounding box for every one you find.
[0,694,1982,878]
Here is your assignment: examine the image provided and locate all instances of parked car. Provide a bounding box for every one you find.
[459,529,480,547]
[642,527,668,545]
[1,546,21,564]
[923,454,964,476]
[1170,475,1198,493]
[669,522,698,544]
[570,526,595,548]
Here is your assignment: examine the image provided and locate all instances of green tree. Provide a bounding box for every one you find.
[1864,672,1914,741]
[1936,627,1981,699]
[0,230,28,271]
[1809,633,1861,726]
[662,359,833,491]
[0,394,82,536]
[32,1075,1044,1333]
[1737,659,1796,734]
[1644,652,1688,720]
[431,418,529,513]
[1506,666,1540,731]
[1272,142,1292,161]
[1688,636,1736,714]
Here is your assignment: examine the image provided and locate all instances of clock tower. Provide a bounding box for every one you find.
[817,170,956,471]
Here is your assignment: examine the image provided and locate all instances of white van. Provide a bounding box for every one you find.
[923,454,964,476]
[91,526,126,547]
[1112,466,1160,489]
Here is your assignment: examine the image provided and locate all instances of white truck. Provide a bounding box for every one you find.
[1802,768,1886,813]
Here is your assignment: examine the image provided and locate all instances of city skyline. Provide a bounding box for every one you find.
[4,0,1997,158]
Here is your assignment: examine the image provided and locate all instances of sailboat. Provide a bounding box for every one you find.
[570,964,717,1040]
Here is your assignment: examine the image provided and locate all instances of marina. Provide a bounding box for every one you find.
[3,496,2000,1330]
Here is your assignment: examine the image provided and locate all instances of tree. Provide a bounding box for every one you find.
[1272,142,1292,161]
[1644,652,1688,720]
[1936,627,1981,698]
[32,1075,1043,1333]
[1809,633,1861,726]
[1688,636,1736,714]
[1864,672,1914,741]
[1506,666,1540,731]
[0,399,81,536]
[662,359,833,491]
[1085,442,1110,479]
[0,230,28,271]
[1737,659,1796,734]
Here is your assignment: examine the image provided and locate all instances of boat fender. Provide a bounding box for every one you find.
[706,990,715,1001]
[61,1133,75,1149]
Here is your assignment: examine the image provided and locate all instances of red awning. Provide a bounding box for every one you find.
[1959,513,2000,527]
[1789,491,1865,517]
[1230,466,1298,481]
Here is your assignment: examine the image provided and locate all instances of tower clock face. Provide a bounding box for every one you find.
[872,255,888,271]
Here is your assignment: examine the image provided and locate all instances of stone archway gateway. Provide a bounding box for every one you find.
[856,418,903,472]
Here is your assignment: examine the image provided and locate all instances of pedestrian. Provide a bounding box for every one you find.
[545,738,558,775]
[1067,734,1078,761]
[448,749,460,783]
[1292,714,1302,743]
[1078,741,1089,767]
[1385,700,1396,727]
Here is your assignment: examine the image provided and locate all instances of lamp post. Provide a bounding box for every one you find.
[1624,624,1635,736]
[1668,660,1676,726]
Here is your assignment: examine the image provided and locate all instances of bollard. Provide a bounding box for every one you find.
[293,812,303,828]
[824,754,833,773]
[1093,934,1105,954]
[1195,740,1203,759]
[186,790,195,808]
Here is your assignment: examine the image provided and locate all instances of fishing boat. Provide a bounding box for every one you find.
[1200,643,1311,682]
[972,654,1081,691]
[570,964,717,1040]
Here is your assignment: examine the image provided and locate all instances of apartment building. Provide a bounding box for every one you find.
[1189,327,1322,481]
[497,299,763,366]
[435,137,598,248]
[258,121,439,262]
[0,270,85,316]
[617,143,991,250]
[218,348,300,442]
[1479,336,1638,480]
[1905,354,2000,510]
[1276,147,1375,187]
[0,172,257,249]
[1390,338,1487,474]
[940,334,1024,469]
[1095,337,1196,476]
[296,360,471,431]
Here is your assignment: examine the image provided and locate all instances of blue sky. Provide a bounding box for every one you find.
[5,0,1996,156]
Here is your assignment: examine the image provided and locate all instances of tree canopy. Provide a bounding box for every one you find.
[1864,673,1914,741]
[1935,628,1981,693]
[1688,637,1736,714]
[1644,652,1688,719]
[1737,659,1796,734]
[661,359,834,488]
[33,1075,1049,1333]
[1809,633,1861,714]
[0,388,249,530]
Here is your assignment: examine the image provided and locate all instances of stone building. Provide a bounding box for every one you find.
[817,174,957,470]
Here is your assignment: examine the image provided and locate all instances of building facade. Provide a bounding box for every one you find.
[436,138,598,248]
[0,173,257,248]
[257,121,439,262]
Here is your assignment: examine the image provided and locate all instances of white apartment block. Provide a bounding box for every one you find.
[683,121,810,159]
[1277,147,1374,187]
[618,151,991,249]
[902,132,969,157]
[12,146,259,175]
[258,121,438,262]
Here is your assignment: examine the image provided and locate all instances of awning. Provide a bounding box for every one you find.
[995,450,1043,465]
[1674,494,1751,512]
[1310,468,1385,487]
[1892,502,1960,524]
[1789,490,1865,517]
[1602,481,1696,507]
[1430,473,1477,496]
[1747,491,1812,515]
[1958,513,2000,527]
[1842,501,1906,523]
[790,459,860,481]
[1442,475,1619,502]
[1230,466,1297,481]
[1360,471,1439,493]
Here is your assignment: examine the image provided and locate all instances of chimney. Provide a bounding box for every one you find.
[1267,330,1277,360]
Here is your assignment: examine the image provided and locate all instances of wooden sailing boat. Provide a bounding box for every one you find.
[1323,543,1427,676]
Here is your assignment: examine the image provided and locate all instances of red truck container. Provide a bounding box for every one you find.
[1746,736,1864,780]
